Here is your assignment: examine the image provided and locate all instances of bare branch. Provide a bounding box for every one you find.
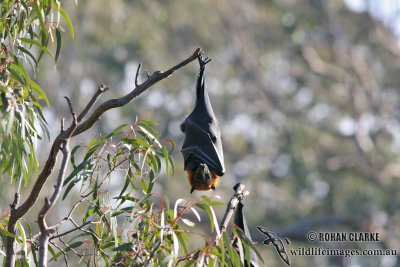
[72,47,201,136]
[64,97,75,117]
[61,118,65,132]
[38,137,71,267]
[219,183,247,234]
[10,193,20,211]
[77,84,109,122]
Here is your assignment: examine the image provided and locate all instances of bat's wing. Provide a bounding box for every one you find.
[234,202,259,267]
[181,57,225,176]
[181,118,225,175]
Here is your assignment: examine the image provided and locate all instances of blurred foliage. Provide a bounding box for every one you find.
[0,0,73,185]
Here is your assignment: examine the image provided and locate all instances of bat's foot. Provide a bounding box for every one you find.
[198,53,211,68]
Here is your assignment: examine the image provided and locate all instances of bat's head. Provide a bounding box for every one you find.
[188,163,220,193]
[194,163,212,184]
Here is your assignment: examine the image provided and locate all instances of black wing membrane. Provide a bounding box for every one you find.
[181,58,225,176]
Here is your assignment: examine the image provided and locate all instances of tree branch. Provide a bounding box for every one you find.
[5,47,202,267]
[72,47,201,136]
[219,183,248,234]
[37,101,77,267]
[77,84,109,122]
[37,137,71,267]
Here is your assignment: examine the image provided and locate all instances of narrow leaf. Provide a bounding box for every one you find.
[57,6,74,39]
[181,218,195,227]
[55,28,62,62]
[33,1,47,37]
[174,199,185,219]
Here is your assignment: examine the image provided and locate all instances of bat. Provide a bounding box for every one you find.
[181,54,225,193]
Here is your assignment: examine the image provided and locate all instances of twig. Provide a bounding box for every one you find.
[64,97,75,116]
[77,84,109,122]
[135,63,142,87]
[51,239,70,267]
[10,193,20,211]
[49,221,94,240]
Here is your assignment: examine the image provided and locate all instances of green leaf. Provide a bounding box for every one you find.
[30,80,50,106]
[237,230,264,264]
[62,179,78,200]
[176,232,189,255]
[33,1,47,38]
[223,232,240,266]
[0,228,15,238]
[141,119,158,126]
[70,145,81,168]
[16,45,38,66]
[49,241,83,262]
[196,203,220,237]
[19,38,52,57]
[118,175,131,198]
[112,242,134,252]
[200,195,212,205]
[161,146,169,174]
[55,28,62,62]
[63,161,92,186]
[140,178,148,194]
[56,5,74,39]
[106,124,128,139]
[48,245,57,261]
[7,66,27,86]
[16,222,27,256]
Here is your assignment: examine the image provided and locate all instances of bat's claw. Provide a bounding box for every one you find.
[198,53,212,68]
[190,187,195,194]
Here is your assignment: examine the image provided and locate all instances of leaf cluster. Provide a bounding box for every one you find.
[1,121,262,266]
[0,0,73,184]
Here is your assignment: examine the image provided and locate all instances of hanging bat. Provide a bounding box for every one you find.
[181,54,225,193]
